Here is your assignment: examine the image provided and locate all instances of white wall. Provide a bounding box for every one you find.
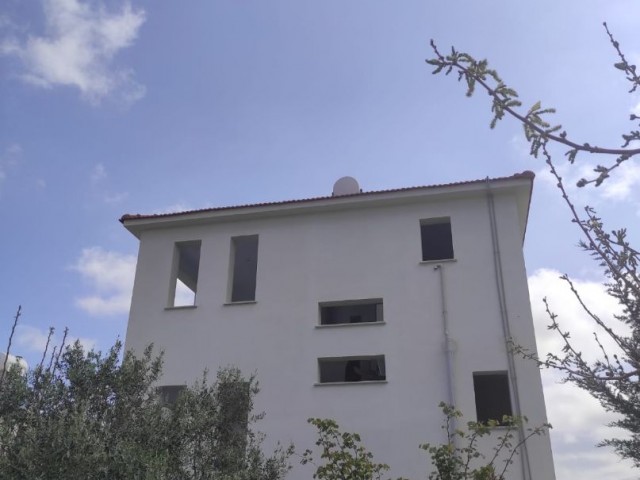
[125,187,555,480]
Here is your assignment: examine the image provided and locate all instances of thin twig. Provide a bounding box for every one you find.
[38,327,55,370]
[51,327,68,377]
[543,145,640,298]
[429,42,640,157]
[604,22,640,93]
[0,306,22,385]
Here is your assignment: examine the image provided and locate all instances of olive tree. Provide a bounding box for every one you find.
[0,308,292,480]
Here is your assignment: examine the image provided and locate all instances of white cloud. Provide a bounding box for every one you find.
[15,324,52,353]
[71,246,136,316]
[528,268,627,364]
[1,0,146,105]
[600,161,640,201]
[75,294,131,316]
[0,143,23,184]
[528,269,634,478]
[542,372,626,446]
[14,324,97,358]
[88,163,129,204]
[5,144,22,157]
[103,191,128,204]
[0,15,11,30]
[534,160,590,193]
[509,134,531,160]
[553,445,636,480]
[0,13,23,34]
[631,52,640,117]
[67,334,98,352]
[91,162,107,182]
[153,202,192,215]
[533,157,640,207]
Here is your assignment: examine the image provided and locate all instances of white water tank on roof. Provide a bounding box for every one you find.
[332,176,361,196]
[0,352,28,374]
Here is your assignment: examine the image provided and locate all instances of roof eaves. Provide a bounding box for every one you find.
[119,171,535,224]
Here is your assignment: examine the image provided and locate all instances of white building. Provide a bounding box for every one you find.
[122,172,555,480]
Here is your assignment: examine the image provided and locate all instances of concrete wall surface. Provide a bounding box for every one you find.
[124,182,555,480]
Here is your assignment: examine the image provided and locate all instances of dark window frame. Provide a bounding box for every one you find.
[317,355,386,384]
[157,385,186,406]
[473,371,513,424]
[318,299,384,326]
[420,218,454,262]
[229,235,259,303]
[169,241,202,307]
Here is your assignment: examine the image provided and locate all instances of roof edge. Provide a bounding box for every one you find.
[120,171,535,224]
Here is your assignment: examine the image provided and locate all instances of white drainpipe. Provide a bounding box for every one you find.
[435,263,457,441]
[485,178,533,480]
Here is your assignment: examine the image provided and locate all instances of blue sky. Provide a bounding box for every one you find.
[1,1,639,478]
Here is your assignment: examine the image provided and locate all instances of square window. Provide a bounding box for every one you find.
[420,218,454,261]
[473,372,513,424]
[319,299,383,325]
[318,355,386,383]
[229,235,259,302]
[169,241,201,307]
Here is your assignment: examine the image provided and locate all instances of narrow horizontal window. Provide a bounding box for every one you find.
[319,299,383,325]
[170,241,201,307]
[420,218,454,261]
[229,235,259,302]
[473,372,513,424]
[318,355,386,383]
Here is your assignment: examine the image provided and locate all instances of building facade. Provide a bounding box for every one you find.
[122,172,555,479]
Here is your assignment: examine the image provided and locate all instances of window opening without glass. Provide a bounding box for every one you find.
[318,355,386,383]
[319,299,383,325]
[473,372,513,424]
[157,385,186,406]
[170,241,201,307]
[215,379,250,470]
[230,235,259,302]
[420,218,454,261]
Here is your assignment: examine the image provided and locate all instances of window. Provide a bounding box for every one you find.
[473,372,513,424]
[169,241,201,307]
[157,385,186,406]
[229,235,259,302]
[215,378,250,472]
[420,218,454,261]
[318,355,386,383]
[319,299,383,325]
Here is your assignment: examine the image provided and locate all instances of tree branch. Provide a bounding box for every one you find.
[0,306,22,386]
[428,36,640,187]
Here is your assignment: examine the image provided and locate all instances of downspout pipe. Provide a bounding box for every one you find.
[435,264,456,440]
[485,178,533,480]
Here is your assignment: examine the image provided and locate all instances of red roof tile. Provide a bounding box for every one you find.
[119,171,534,223]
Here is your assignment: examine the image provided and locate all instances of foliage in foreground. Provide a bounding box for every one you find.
[0,336,291,480]
[422,403,549,480]
[427,22,640,466]
[303,405,549,480]
[302,418,400,480]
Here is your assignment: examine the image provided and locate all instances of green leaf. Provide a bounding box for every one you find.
[528,101,541,114]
